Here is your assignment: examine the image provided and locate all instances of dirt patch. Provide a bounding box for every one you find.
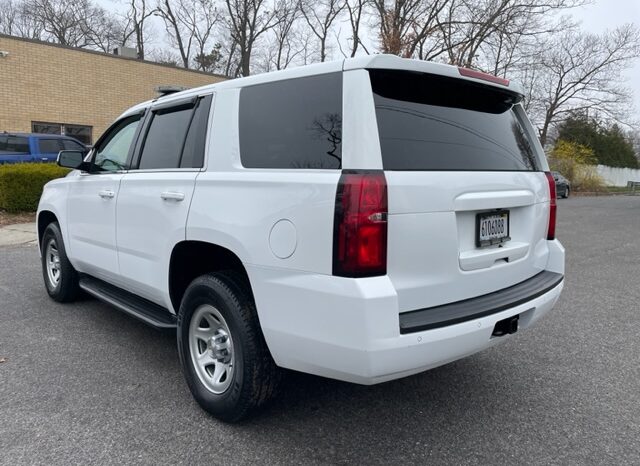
[0,211,36,227]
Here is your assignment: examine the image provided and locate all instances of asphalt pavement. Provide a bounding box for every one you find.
[1,196,639,465]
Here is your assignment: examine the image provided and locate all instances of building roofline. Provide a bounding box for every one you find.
[0,33,229,80]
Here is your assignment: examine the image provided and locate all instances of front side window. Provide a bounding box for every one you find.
[239,73,343,169]
[62,139,86,151]
[39,139,62,153]
[94,116,141,172]
[64,124,92,145]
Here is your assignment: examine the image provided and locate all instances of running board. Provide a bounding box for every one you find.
[79,276,177,330]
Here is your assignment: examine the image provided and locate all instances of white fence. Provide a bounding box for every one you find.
[596,165,640,187]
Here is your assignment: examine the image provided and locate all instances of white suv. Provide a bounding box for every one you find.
[38,55,565,422]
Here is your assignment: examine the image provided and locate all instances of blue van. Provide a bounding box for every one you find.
[0,133,87,163]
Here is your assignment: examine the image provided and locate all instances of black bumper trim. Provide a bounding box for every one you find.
[399,271,564,334]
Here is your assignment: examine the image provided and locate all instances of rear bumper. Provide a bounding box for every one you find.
[247,242,564,385]
[399,270,563,334]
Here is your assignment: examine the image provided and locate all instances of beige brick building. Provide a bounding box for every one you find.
[0,34,226,144]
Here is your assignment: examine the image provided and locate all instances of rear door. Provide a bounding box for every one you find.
[364,69,552,313]
[116,94,213,306]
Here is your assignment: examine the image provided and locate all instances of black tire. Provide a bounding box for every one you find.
[41,221,79,302]
[177,271,281,422]
[564,186,570,198]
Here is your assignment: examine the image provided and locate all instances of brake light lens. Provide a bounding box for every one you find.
[545,171,557,240]
[458,67,510,86]
[333,171,388,277]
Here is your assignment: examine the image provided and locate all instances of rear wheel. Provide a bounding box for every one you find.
[41,222,79,302]
[177,272,281,422]
[564,186,570,198]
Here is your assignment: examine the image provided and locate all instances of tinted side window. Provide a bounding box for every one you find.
[180,95,212,168]
[0,136,30,154]
[239,73,342,169]
[138,106,193,170]
[62,139,85,151]
[39,139,62,153]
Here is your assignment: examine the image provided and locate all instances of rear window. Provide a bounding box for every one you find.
[369,70,539,171]
[0,136,30,154]
[239,73,342,169]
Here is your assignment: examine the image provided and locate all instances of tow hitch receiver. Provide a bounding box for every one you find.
[492,315,519,337]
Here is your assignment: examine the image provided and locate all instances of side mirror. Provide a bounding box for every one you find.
[57,150,85,170]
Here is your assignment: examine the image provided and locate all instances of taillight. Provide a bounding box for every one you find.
[333,171,388,277]
[545,171,557,240]
[458,67,510,86]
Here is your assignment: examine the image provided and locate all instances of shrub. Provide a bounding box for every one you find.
[0,163,70,213]
[549,140,606,192]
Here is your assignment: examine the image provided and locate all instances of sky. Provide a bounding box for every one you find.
[571,0,640,124]
[100,0,640,122]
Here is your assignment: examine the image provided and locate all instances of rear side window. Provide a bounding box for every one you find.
[138,95,212,170]
[39,139,62,153]
[239,73,342,169]
[0,136,30,154]
[369,70,539,171]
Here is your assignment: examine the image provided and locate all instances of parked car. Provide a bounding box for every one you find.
[37,55,565,422]
[552,171,570,198]
[0,132,86,163]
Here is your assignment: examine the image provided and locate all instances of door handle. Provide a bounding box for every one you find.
[98,189,115,199]
[160,191,185,202]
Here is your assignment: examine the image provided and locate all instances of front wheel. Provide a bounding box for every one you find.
[177,272,281,422]
[41,222,79,302]
[564,186,570,198]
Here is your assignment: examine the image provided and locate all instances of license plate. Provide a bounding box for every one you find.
[476,210,510,247]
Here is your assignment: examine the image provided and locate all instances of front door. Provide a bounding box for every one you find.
[66,114,143,283]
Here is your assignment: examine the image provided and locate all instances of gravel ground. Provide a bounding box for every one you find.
[0,195,639,465]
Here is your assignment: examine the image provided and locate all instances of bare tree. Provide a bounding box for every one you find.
[121,0,155,59]
[369,0,451,58]
[530,24,640,146]
[25,0,91,47]
[0,0,34,36]
[224,0,281,76]
[443,0,583,69]
[299,0,344,62]
[267,0,301,70]
[17,0,122,51]
[343,0,369,57]
[156,0,192,67]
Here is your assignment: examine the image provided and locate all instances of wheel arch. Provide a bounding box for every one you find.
[168,241,253,313]
[37,210,59,247]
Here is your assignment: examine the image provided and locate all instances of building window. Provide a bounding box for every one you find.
[32,121,93,145]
